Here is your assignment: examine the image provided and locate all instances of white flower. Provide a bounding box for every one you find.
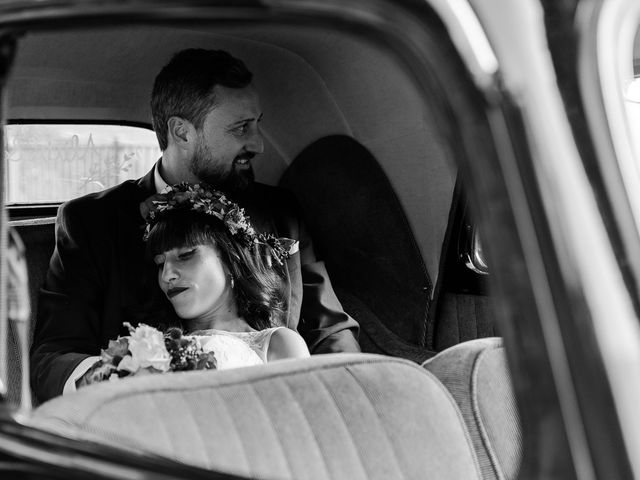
[127,324,171,372]
[117,354,139,373]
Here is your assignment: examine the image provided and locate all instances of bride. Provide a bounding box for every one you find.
[75,183,309,388]
[141,183,310,368]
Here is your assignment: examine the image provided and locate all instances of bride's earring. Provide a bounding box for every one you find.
[229,273,235,289]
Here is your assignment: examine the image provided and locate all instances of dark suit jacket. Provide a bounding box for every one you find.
[30,166,359,402]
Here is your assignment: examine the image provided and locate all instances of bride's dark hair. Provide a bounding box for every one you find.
[145,209,287,330]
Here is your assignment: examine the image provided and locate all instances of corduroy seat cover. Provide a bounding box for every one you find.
[32,354,482,480]
[4,221,55,408]
[423,338,522,480]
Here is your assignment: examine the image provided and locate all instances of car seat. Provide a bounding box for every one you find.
[279,135,438,361]
[3,219,55,407]
[31,353,483,480]
[423,338,522,480]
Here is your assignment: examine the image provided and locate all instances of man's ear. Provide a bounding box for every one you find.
[167,116,195,148]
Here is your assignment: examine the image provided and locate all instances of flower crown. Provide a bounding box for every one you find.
[140,183,293,265]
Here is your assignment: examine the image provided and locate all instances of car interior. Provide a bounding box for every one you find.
[0,17,520,480]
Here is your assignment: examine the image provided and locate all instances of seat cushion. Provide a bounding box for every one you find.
[423,338,522,480]
[32,354,482,480]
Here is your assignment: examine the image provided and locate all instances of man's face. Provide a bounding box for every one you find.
[189,85,264,193]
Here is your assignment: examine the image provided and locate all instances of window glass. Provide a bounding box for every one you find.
[4,124,160,204]
[625,30,640,162]
[466,228,489,275]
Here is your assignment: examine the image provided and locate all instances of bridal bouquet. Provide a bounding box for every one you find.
[81,323,217,385]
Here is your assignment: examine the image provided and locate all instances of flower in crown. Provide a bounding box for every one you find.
[140,182,293,265]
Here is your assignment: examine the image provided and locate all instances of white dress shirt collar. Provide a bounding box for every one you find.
[154,161,171,194]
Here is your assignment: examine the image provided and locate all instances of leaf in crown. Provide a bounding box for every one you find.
[140,182,293,264]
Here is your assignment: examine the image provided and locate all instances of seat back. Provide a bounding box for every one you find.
[13,219,56,332]
[433,293,496,350]
[428,182,497,351]
[3,219,55,407]
[32,354,482,480]
[423,338,522,480]
[279,136,436,356]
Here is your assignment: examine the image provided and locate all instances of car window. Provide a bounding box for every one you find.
[625,29,640,163]
[2,1,638,478]
[4,124,160,204]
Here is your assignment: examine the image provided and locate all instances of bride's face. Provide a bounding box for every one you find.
[154,243,232,320]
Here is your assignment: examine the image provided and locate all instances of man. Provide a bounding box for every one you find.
[30,48,360,403]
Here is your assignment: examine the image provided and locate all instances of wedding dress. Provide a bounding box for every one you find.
[191,327,285,370]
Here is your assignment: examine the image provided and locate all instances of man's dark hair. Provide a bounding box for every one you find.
[151,49,253,150]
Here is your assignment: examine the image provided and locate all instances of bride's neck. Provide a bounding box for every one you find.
[187,307,253,333]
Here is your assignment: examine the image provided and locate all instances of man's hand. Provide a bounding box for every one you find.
[75,360,117,389]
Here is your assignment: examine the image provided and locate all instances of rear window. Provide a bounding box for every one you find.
[626,77,640,158]
[4,124,160,205]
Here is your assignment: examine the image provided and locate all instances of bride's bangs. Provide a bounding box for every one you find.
[147,211,221,255]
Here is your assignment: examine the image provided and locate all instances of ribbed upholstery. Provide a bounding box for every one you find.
[3,221,55,407]
[13,221,56,334]
[336,290,435,364]
[422,338,522,480]
[32,354,482,480]
[433,293,496,351]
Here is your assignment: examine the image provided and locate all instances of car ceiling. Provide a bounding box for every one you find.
[6,23,456,286]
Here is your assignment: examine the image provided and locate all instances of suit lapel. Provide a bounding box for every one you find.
[136,164,157,199]
[118,165,157,306]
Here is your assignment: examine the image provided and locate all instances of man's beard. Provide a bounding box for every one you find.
[189,140,255,194]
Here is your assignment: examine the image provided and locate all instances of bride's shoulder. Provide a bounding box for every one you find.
[267,327,310,361]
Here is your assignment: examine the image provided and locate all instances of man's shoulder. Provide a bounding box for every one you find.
[60,179,145,219]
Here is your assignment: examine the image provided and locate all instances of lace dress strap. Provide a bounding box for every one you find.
[190,327,286,363]
[240,327,285,362]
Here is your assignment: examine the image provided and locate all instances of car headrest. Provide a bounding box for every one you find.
[31,354,482,480]
[423,338,522,480]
